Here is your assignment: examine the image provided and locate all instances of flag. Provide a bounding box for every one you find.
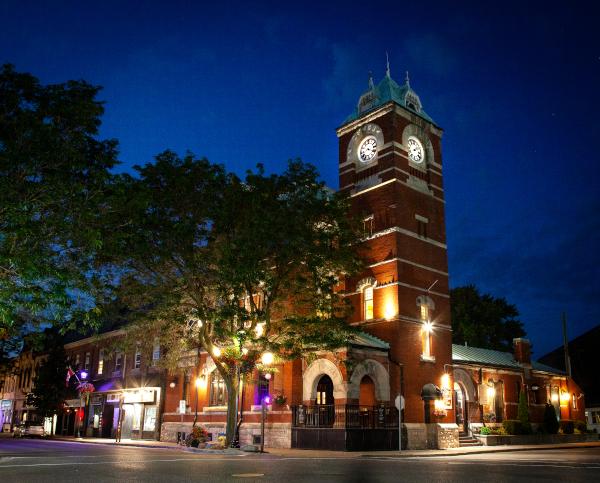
[66,367,75,387]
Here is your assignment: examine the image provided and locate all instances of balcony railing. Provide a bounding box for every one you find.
[291,404,399,429]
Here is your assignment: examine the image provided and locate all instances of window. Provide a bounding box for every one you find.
[257,374,270,404]
[115,352,123,372]
[97,350,104,375]
[363,215,374,237]
[572,394,577,410]
[364,286,374,320]
[134,346,142,369]
[418,296,434,361]
[416,214,428,238]
[152,340,160,365]
[143,406,157,431]
[84,352,91,371]
[75,354,81,368]
[209,371,227,406]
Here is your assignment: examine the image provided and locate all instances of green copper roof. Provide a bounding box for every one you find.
[350,331,390,350]
[452,344,565,375]
[344,72,435,125]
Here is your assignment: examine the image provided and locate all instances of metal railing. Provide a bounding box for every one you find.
[291,404,398,429]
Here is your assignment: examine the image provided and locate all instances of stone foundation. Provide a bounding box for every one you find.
[404,423,459,449]
[160,421,291,448]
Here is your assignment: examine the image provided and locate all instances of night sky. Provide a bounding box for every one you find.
[2,1,598,357]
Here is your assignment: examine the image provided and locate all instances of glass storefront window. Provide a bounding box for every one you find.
[132,403,142,430]
[143,406,157,431]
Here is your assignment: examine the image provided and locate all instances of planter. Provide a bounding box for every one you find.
[476,433,598,446]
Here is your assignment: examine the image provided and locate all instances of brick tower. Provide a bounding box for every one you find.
[337,67,454,429]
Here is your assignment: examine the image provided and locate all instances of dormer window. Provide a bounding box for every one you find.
[405,92,421,113]
[358,91,377,113]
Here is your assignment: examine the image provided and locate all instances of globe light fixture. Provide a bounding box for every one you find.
[261,352,274,365]
[213,346,221,358]
[80,371,88,380]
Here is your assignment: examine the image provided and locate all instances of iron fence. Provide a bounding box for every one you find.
[291,404,398,429]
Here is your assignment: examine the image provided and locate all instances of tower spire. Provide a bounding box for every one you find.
[405,71,410,87]
[368,71,374,90]
[386,52,391,78]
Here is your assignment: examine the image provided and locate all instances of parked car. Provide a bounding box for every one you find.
[13,422,46,438]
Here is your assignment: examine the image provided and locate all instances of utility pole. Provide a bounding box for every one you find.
[562,312,572,378]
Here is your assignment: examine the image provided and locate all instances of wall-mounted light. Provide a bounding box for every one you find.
[264,373,272,380]
[486,385,496,399]
[261,352,274,366]
[441,373,450,389]
[212,347,221,358]
[531,385,539,391]
[423,321,434,333]
[384,300,396,320]
[169,381,176,389]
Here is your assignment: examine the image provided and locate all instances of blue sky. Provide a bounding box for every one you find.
[2,0,598,356]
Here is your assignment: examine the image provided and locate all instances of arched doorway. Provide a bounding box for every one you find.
[315,375,334,427]
[454,382,467,432]
[359,375,376,407]
[316,375,334,406]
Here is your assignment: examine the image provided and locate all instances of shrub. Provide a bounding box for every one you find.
[185,426,210,447]
[502,419,523,435]
[543,404,559,434]
[479,426,492,435]
[492,426,507,436]
[574,420,587,433]
[517,391,532,434]
[560,420,575,434]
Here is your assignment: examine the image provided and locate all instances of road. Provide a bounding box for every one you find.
[0,438,599,482]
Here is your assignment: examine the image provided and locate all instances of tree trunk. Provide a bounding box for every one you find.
[225,375,239,446]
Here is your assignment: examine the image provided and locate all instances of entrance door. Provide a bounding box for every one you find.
[315,375,334,427]
[454,383,466,432]
[101,404,114,438]
[121,404,133,439]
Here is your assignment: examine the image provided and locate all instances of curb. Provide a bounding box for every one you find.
[48,437,180,451]
[359,442,600,458]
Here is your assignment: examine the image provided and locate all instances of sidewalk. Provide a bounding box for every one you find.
[46,436,600,458]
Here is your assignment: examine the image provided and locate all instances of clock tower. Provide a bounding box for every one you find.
[337,68,455,433]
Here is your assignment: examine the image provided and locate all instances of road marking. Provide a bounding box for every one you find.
[0,457,248,469]
[447,462,600,469]
[232,474,264,478]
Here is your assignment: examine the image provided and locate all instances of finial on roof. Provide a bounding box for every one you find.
[368,71,374,89]
[405,71,410,87]
[386,52,391,78]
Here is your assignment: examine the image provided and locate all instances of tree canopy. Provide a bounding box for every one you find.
[108,152,361,443]
[0,64,119,338]
[450,285,526,352]
[27,330,74,420]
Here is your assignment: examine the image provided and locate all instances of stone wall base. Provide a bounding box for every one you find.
[404,423,459,449]
[160,421,292,448]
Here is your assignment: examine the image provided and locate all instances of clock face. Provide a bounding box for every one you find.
[407,136,424,163]
[358,136,377,163]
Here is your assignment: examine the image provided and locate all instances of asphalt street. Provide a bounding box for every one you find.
[0,438,599,482]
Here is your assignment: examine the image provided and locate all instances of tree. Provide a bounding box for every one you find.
[517,389,532,434]
[27,331,74,423]
[450,285,526,352]
[0,64,119,338]
[111,153,361,444]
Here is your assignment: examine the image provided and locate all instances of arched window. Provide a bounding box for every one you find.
[209,371,227,407]
[417,295,435,361]
[364,286,374,320]
[357,278,377,321]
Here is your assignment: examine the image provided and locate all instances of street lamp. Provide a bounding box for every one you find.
[193,375,203,427]
[259,353,273,453]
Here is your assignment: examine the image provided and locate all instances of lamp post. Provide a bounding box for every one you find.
[76,370,87,438]
[193,376,202,428]
[259,352,273,453]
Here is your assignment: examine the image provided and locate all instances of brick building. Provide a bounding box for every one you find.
[58,329,165,440]
[161,68,458,450]
[0,346,47,432]
[452,338,585,433]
